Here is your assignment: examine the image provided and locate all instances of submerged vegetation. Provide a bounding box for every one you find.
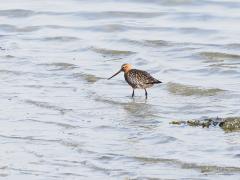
[170,117,240,132]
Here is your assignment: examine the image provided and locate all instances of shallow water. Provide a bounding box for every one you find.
[0,0,240,179]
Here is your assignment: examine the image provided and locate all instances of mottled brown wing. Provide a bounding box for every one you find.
[125,69,161,88]
[133,69,161,84]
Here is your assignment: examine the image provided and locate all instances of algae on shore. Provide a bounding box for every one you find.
[219,117,240,132]
[170,117,240,132]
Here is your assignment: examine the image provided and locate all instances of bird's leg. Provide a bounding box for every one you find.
[144,89,148,99]
[132,89,135,98]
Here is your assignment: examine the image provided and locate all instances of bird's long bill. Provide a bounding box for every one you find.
[108,69,122,80]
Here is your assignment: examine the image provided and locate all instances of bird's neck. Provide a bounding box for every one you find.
[123,68,131,73]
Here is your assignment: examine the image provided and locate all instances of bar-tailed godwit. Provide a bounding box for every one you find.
[108,64,162,98]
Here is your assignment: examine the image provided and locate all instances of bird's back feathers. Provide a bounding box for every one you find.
[124,69,161,88]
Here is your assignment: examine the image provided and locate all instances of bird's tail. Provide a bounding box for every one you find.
[147,80,162,84]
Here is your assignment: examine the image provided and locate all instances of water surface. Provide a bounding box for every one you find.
[0,0,240,179]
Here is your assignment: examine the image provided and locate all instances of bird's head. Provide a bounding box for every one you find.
[121,63,132,73]
[108,64,132,80]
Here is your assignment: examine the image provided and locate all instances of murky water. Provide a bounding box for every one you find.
[0,0,240,179]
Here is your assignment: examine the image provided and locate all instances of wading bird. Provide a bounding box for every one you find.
[108,64,162,98]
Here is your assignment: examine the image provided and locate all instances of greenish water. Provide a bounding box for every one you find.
[0,0,240,179]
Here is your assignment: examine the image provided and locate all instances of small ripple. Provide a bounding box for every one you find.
[8,167,51,177]
[90,47,136,57]
[0,24,18,32]
[88,24,129,32]
[85,24,187,33]
[139,133,177,144]
[24,99,72,114]
[133,156,240,174]
[0,24,40,32]
[0,9,35,18]
[119,38,217,49]
[200,52,240,62]
[199,52,240,71]
[39,62,78,71]
[225,43,240,49]
[59,172,86,177]
[0,46,6,50]
[209,62,240,69]
[21,118,81,129]
[143,39,172,47]
[54,159,128,177]
[3,55,15,58]
[0,174,8,177]
[22,84,77,91]
[73,11,164,19]
[167,82,224,96]
[41,36,80,42]
[0,69,24,75]
[175,27,218,35]
[71,72,103,84]
[119,39,172,47]
[0,134,60,143]
[0,9,164,19]
[235,154,240,158]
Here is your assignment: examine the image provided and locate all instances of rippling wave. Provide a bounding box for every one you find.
[167,82,225,96]
[1,0,240,179]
